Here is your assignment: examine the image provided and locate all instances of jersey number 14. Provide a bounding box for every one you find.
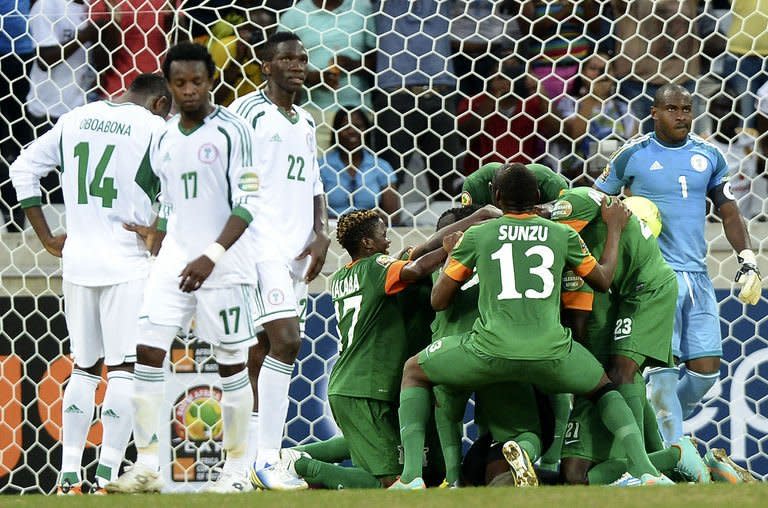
[74,142,118,208]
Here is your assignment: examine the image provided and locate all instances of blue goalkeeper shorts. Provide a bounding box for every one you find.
[673,271,722,361]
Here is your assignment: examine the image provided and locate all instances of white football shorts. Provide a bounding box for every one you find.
[253,258,309,333]
[63,278,145,367]
[140,263,257,349]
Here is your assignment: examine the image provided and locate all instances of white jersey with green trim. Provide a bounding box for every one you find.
[229,90,324,264]
[151,106,261,287]
[9,100,165,286]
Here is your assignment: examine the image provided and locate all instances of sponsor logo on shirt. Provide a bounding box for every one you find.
[650,161,663,171]
[562,270,584,290]
[599,163,611,181]
[238,172,260,191]
[551,200,573,220]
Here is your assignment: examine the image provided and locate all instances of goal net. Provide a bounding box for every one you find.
[0,0,766,493]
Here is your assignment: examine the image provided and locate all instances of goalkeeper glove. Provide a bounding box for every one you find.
[735,250,762,305]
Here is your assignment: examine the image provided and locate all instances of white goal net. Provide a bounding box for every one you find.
[0,0,766,494]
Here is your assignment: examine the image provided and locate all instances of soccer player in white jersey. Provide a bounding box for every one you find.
[228,32,330,487]
[106,43,262,494]
[9,74,171,495]
[595,84,762,453]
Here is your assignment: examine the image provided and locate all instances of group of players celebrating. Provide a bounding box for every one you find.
[9,24,763,494]
[256,158,760,491]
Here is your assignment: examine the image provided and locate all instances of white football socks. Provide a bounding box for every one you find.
[219,369,253,475]
[255,355,295,469]
[96,370,134,486]
[60,369,100,483]
[247,411,259,466]
[132,364,165,471]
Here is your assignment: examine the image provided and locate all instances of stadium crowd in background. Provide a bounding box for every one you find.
[2,1,768,227]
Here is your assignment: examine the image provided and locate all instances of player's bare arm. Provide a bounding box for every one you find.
[400,232,462,285]
[430,232,467,310]
[581,197,629,291]
[123,216,161,254]
[410,205,500,260]
[297,194,331,283]
[178,215,249,292]
[23,206,66,257]
[715,198,763,304]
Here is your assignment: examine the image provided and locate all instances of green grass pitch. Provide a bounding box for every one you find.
[3,484,768,508]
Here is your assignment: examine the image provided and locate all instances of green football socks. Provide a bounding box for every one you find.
[294,458,380,489]
[295,436,350,463]
[398,387,432,483]
[596,390,659,478]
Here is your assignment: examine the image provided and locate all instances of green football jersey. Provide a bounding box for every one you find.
[328,253,411,402]
[551,187,675,302]
[445,214,597,360]
[460,162,568,207]
[430,270,480,341]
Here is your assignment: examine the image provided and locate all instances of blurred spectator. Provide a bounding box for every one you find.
[721,0,768,127]
[278,0,375,152]
[707,94,766,221]
[373,0,463,200]
[758,80,768,172]
[1,0,34,232]
[27,0,100,135]
[612,0,700,133]
[457,56,558,174]
[521,0,600,99]
[91,0,173,97]
[556,53,637,184]
[24,0,105,205]
[450,0,521,99]
[179,0,246,42]
[320,108,400,223]
[209,9,271,106]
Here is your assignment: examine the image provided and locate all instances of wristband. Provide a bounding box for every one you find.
[203,242,226,264]
[738,249,756,265]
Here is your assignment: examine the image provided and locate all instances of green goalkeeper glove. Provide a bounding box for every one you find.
[735,250,762,305]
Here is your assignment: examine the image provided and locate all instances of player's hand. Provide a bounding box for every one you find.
[600,196,630,230]
[123,222,157,252]
[480,204,503,219]
[443,231,463,253]
[297,232,331,283]
[42,234,67,257]
[735,250,763,305]
[179,256,215,293]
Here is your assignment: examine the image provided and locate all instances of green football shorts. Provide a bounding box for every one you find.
[611,279,677,370]
[328,395,401,477]
[418,332,605,396]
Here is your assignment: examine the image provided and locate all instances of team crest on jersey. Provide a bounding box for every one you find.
[238,172,260,191]
[375,255,396,267]
[690,154,708,172]
[562,270,584,291]
[460,191,472,206]
[198,143,219,164]
[306,132,314,150]
[267,288,285,305]
[551,200,573,220]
